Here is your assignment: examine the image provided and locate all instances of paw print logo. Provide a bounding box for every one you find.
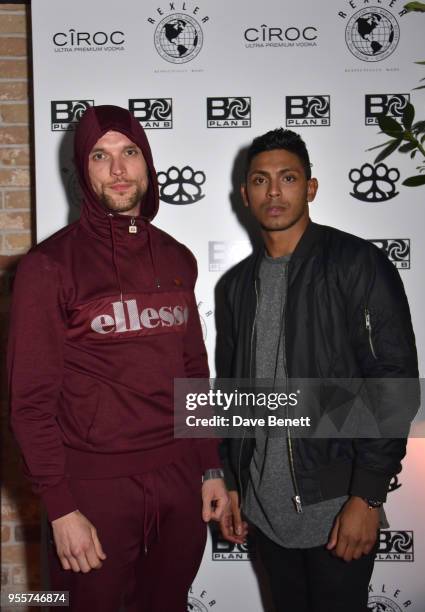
[157,166,206,205]
[349,163,399,202]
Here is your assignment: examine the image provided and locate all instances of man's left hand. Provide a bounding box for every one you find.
[201,478,229,522]
[326,496,379,562]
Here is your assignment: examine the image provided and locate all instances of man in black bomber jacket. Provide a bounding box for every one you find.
[217,129,419,612]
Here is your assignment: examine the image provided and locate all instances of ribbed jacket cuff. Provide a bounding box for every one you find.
[41,480,78,522]
[350,466,392,502]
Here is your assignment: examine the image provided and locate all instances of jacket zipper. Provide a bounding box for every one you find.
[364,308,377,360]
[282,264,303,514]
[237,277,260,507]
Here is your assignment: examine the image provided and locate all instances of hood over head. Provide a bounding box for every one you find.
[74,104,159,221]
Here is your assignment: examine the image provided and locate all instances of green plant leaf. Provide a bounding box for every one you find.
[378,115,403,135]
[411,150,418,158]
[414,60,425,64]
[421,134,425,144]
[366,139,396,152]
[398,142,417,153]
[374,139,402,163]
[413,85,425,90]
[403,175,425,186]
[413,121,425,133]
[404,1,425,11]
[402,103,415,129]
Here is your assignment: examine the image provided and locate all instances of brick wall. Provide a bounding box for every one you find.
[0,3,42,608]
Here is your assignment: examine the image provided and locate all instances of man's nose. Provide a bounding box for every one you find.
[267,177,281,197]
[110,156,126,176]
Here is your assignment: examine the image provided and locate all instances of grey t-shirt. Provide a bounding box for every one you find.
[244,252,351,548]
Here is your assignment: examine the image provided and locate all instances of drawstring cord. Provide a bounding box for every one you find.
[108,214,124,302]
[146,222,161,289]
[142,472,160,555]
[108,215,161,297]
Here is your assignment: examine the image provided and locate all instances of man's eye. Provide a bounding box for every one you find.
[125,148,138,156]
[92,153,105,161]
[253,176,266,185]
[283,175,295,183]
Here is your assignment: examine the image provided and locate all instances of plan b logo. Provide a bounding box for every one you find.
[369,239,410,269]
[286,95,330,127]
[376,531,414,562]
[207,97,251,128]
[211,530,255,561]
[129,98,173,129]
[365,94,410,126]
[51,100,94,131]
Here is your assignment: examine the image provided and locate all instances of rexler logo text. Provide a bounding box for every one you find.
[368,582,413,611]
[148,3,210,65]
[286,95,330,127]
[188,585,217,610]
[129,98,173,129]
[207,97,251,128]
[51,100,93,131]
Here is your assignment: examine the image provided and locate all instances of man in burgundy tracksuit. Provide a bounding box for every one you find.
[8,105,227,611]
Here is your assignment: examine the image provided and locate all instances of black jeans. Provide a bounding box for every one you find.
[256,529,377,612]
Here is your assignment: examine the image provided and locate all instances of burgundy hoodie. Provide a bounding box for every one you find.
[8,105,219,521]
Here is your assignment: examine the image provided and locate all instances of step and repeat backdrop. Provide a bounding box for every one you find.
[31,0,425,609]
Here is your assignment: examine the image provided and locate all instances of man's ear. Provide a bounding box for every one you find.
[307,178,318,203]
[241,183,249,208]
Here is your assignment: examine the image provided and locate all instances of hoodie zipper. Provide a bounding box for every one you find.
[282,263,303,514]
[365,308,378,360]
[237,277,260,507]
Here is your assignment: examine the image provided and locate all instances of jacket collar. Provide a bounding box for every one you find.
[253,220,324,278]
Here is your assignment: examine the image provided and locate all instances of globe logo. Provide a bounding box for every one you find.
[187,597,208,612]
[345,8,399,62]
[154,14,203,64]
[368,596,402,612]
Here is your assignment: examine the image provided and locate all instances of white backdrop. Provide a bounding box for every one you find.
[32,1,425,609]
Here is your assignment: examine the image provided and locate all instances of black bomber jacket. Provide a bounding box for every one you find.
[216,221,419,508]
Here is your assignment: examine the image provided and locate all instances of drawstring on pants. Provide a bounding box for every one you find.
[138,472,160,555]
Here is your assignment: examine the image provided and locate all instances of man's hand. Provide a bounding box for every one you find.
[326,496,379,562]
[52,510,107,573]
[219,490,248,544]
[201,478,229,522]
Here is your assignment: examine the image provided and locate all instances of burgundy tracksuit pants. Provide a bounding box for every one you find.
[48,452,207,612]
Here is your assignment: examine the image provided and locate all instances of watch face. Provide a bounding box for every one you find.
[367,499,383,508]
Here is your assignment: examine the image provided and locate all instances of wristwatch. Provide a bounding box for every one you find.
[202,468,224,481]
[364,498,383,509]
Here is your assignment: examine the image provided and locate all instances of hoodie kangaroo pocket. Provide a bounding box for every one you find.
[60,374,123,446]
[84,383,125,446]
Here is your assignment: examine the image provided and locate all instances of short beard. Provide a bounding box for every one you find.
[100,185,143,214]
